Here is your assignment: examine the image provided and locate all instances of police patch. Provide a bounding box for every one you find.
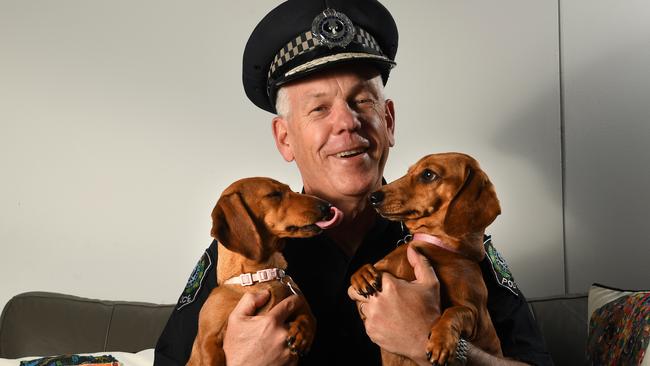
[176,250,212,310]
[484,236,519,296]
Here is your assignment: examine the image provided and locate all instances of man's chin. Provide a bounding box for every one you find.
[329,175,381,198]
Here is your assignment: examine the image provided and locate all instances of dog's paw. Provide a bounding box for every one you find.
[350,264,382,297]
[286,315,314,357]
[426,325,460,366]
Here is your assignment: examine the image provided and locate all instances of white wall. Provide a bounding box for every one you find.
[0,0,647,313]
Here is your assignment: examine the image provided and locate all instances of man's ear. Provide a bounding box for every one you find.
[384,99,396,147]
[272,116,295,162]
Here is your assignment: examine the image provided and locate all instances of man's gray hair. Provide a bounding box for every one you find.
[275,87,290,118]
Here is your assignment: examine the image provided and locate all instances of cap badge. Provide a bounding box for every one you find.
[311,9,355,49]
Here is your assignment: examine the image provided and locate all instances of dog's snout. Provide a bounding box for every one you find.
[318,202,332,217]
[369,191,385,206]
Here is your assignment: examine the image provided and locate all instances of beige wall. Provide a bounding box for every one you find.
[1,0,647,313]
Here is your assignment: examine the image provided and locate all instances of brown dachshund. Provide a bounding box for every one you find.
[351,152,503,366]
[187,177,343,366]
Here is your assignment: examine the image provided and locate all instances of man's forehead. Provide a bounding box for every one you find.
[285,66,383,97]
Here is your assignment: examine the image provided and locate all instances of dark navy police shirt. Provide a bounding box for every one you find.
[154,217,553,365]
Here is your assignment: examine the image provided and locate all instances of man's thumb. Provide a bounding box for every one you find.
[407,244,438,285]
[232,290,271,317]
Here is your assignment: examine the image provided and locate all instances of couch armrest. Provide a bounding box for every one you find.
[0,292,174,359]
[527,294,588,366]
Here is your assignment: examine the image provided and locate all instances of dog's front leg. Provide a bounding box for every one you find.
[351,244,412,297]
[199,334,225,366]
[425,305,476,366]
[286,313,315,356]
[286,297,316,356]
[350,263,383,297]
[187,330,226,366]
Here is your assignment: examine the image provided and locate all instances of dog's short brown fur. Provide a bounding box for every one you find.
[351,152,503,366]
[187,177,333,366]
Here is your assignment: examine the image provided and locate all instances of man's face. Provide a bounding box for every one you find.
[272,65,395,202]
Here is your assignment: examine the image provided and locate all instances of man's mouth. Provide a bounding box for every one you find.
[334,148,368,158]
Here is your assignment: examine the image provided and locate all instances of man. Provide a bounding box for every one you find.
[155,1,553,365]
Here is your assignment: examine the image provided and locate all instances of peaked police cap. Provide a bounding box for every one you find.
[242,0,398,113]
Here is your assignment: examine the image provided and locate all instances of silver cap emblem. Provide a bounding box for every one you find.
[311,9,355,49]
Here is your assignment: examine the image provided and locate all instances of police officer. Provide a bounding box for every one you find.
[155,1,553,365]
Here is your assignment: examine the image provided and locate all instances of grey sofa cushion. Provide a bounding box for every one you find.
[1,291,590,364]
[0,292,173,359]
[528,294,588,366]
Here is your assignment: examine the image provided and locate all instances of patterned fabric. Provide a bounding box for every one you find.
[20,355,119,366]
[586,292,650,365]
[268,25,384,78]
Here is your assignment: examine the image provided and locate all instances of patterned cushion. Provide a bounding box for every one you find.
[586,283,650,365]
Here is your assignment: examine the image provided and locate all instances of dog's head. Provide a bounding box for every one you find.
[211,177,337,261]
[369,153,501,237]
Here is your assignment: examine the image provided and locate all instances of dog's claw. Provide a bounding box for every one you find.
[365,285,375,295]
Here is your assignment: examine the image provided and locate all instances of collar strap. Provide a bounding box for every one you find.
[224,268,286,287]
[412,233,465,257]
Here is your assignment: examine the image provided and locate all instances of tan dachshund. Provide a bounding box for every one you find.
[187,177,342,366]
[351,153,503,366]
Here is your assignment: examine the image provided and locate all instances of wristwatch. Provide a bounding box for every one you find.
[455,337,469,365]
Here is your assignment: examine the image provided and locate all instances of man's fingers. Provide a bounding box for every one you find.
[347,285,367,302]
[407,244,439,286]
[267,294,299,323]
[232,290,271,317]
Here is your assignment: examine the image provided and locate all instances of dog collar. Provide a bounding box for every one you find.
[223,268,298,295]
[224,268,286,286]
[412,233,465,257]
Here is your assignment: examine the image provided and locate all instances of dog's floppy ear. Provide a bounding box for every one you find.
[444,167,501,236]
[211,192,264,261]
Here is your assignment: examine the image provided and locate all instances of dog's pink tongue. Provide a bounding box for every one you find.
[316,206,344,229]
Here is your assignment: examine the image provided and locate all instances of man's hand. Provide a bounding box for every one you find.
[223,290,299,366]
[347,244,441,366]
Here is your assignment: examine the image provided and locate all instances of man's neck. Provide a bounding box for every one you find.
[325,200,377,258]
[302,186,380,257]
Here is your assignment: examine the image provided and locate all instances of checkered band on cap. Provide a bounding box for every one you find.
[268,25,385,79]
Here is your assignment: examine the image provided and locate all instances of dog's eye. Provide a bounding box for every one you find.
[420,169,438,182]
[266,191,283,200]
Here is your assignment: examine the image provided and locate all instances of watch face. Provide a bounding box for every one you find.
[311,9,355,49]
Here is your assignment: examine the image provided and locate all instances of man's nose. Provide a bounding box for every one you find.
[331,100,361,133]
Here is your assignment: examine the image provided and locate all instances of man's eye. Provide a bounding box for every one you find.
[310,105,328,114]
[354,99,374,106]
[420,169,438,182]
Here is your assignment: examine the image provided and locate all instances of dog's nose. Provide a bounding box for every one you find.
[369,191,385,206]
[318,202,332,217]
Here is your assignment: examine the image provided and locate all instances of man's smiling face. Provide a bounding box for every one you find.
[272,65,395,202]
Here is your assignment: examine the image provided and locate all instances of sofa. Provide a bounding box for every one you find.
[0,291,589,365]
